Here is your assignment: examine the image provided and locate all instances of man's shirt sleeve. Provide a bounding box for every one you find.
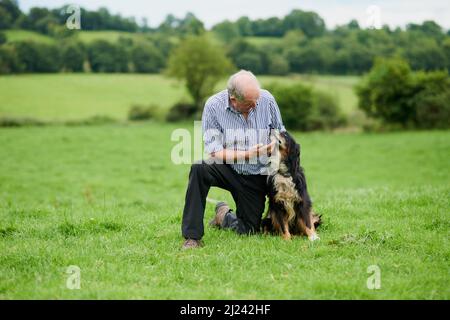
[202,100,224,155]
[268,92,287,132]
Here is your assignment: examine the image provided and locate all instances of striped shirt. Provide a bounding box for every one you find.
[202,89,286,175]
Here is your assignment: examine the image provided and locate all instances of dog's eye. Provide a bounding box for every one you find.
[278,139,282,144]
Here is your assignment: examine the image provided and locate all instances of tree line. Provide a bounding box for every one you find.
[0,0,449,75]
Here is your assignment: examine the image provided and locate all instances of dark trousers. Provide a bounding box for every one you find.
[181,161,268,240]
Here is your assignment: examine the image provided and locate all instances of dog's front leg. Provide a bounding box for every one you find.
[281,218,292,240]
[298,214,320,241]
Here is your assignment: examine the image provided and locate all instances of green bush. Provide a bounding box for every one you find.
[88,40,128,73]
[0,117,45,127]
[13,41,61,72]
[0,6,13,29]
[309,91,346,130]
[356,58,450,129]
[0,44,23,73]
[0,31,6,44]
[64,115,117,126]
[128,105,160,121]
[267,55,290,75]
[166,35,233,109]
[268,82,345,131]
[166,102,198,122]
[131,43,164,73]
[268,83,313,130]
[61,40,85,72]
[227,39,266,74]
[412,71,450,129]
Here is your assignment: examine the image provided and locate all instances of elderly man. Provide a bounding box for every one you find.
[181,70,286,249]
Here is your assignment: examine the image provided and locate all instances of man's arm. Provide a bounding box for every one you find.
[268,92,286,132]
[210,142,275,163]
[202,97,275,164]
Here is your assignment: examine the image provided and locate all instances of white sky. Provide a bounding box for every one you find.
[19,0,450,30]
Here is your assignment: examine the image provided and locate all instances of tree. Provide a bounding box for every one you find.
[88,40,128,72]
[268,83,314,130]
[212,20,240,42]
[158,13,205,36]
[236,17,252,36]
[282,30,306,48]
[61,41,85,72]
[178,12,205,36]
[347,19,360,30]
[407,21,443,39]
[166,36,234,109]
[0,31,6,44]
[234,52,263,74]
[443,37,450,69]
[0,0,20,28]
[282,10,326,37]
[131,43,165,73]
[268,55,290,75]
[0,7,12,29]
[251,17,284,37]
[0,44,23,73]
[356,57,450,128]
[227,39,267,74]
[14,41,61,72]
[403,36,447,71]
[23,7,56,34]
[356,58,414,125]
[411,70,450,129]
[0,0,20,19]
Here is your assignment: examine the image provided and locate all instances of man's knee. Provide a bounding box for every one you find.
[237,219,261,235]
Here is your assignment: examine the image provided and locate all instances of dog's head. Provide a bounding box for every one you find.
[268,129,300,176]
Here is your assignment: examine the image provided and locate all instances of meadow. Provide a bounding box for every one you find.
[0,73,448,299]
[0,74,358,121]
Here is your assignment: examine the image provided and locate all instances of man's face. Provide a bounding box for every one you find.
[230,89,260,113]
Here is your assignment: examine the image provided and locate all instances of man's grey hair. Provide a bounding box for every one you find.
[227,70,261,101]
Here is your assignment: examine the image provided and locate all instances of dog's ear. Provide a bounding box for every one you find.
[286,135,300,176]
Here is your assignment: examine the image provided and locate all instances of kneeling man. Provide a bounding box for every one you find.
[181,70,285,249]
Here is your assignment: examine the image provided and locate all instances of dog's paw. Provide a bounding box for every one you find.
[309,234,320,242]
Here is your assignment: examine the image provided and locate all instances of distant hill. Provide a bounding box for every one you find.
[3,29,281,48]
[4,30,55,44]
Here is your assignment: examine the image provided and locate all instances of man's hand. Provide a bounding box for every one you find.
[209,141,276,163]
[247,141,276,159]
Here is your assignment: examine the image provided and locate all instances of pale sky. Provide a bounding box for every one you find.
[19,0,450,30]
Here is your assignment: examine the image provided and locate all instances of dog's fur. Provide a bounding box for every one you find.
[261,130,322,241]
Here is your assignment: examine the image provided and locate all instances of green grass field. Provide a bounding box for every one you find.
[3,29,278,46]
[0,123,449,299]
[0,74,190,121]
[245,36,284,47]
[4,29,148,44]
[0,74,359,121]
[4,29,56,44]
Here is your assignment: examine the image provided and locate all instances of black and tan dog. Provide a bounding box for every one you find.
[261,129,321,241]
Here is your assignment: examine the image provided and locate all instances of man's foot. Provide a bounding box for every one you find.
[209,201,230,228]
[182,239,203,249]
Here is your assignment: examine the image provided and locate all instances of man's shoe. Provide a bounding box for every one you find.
[209,201,230,228]
[182,239,203,249]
